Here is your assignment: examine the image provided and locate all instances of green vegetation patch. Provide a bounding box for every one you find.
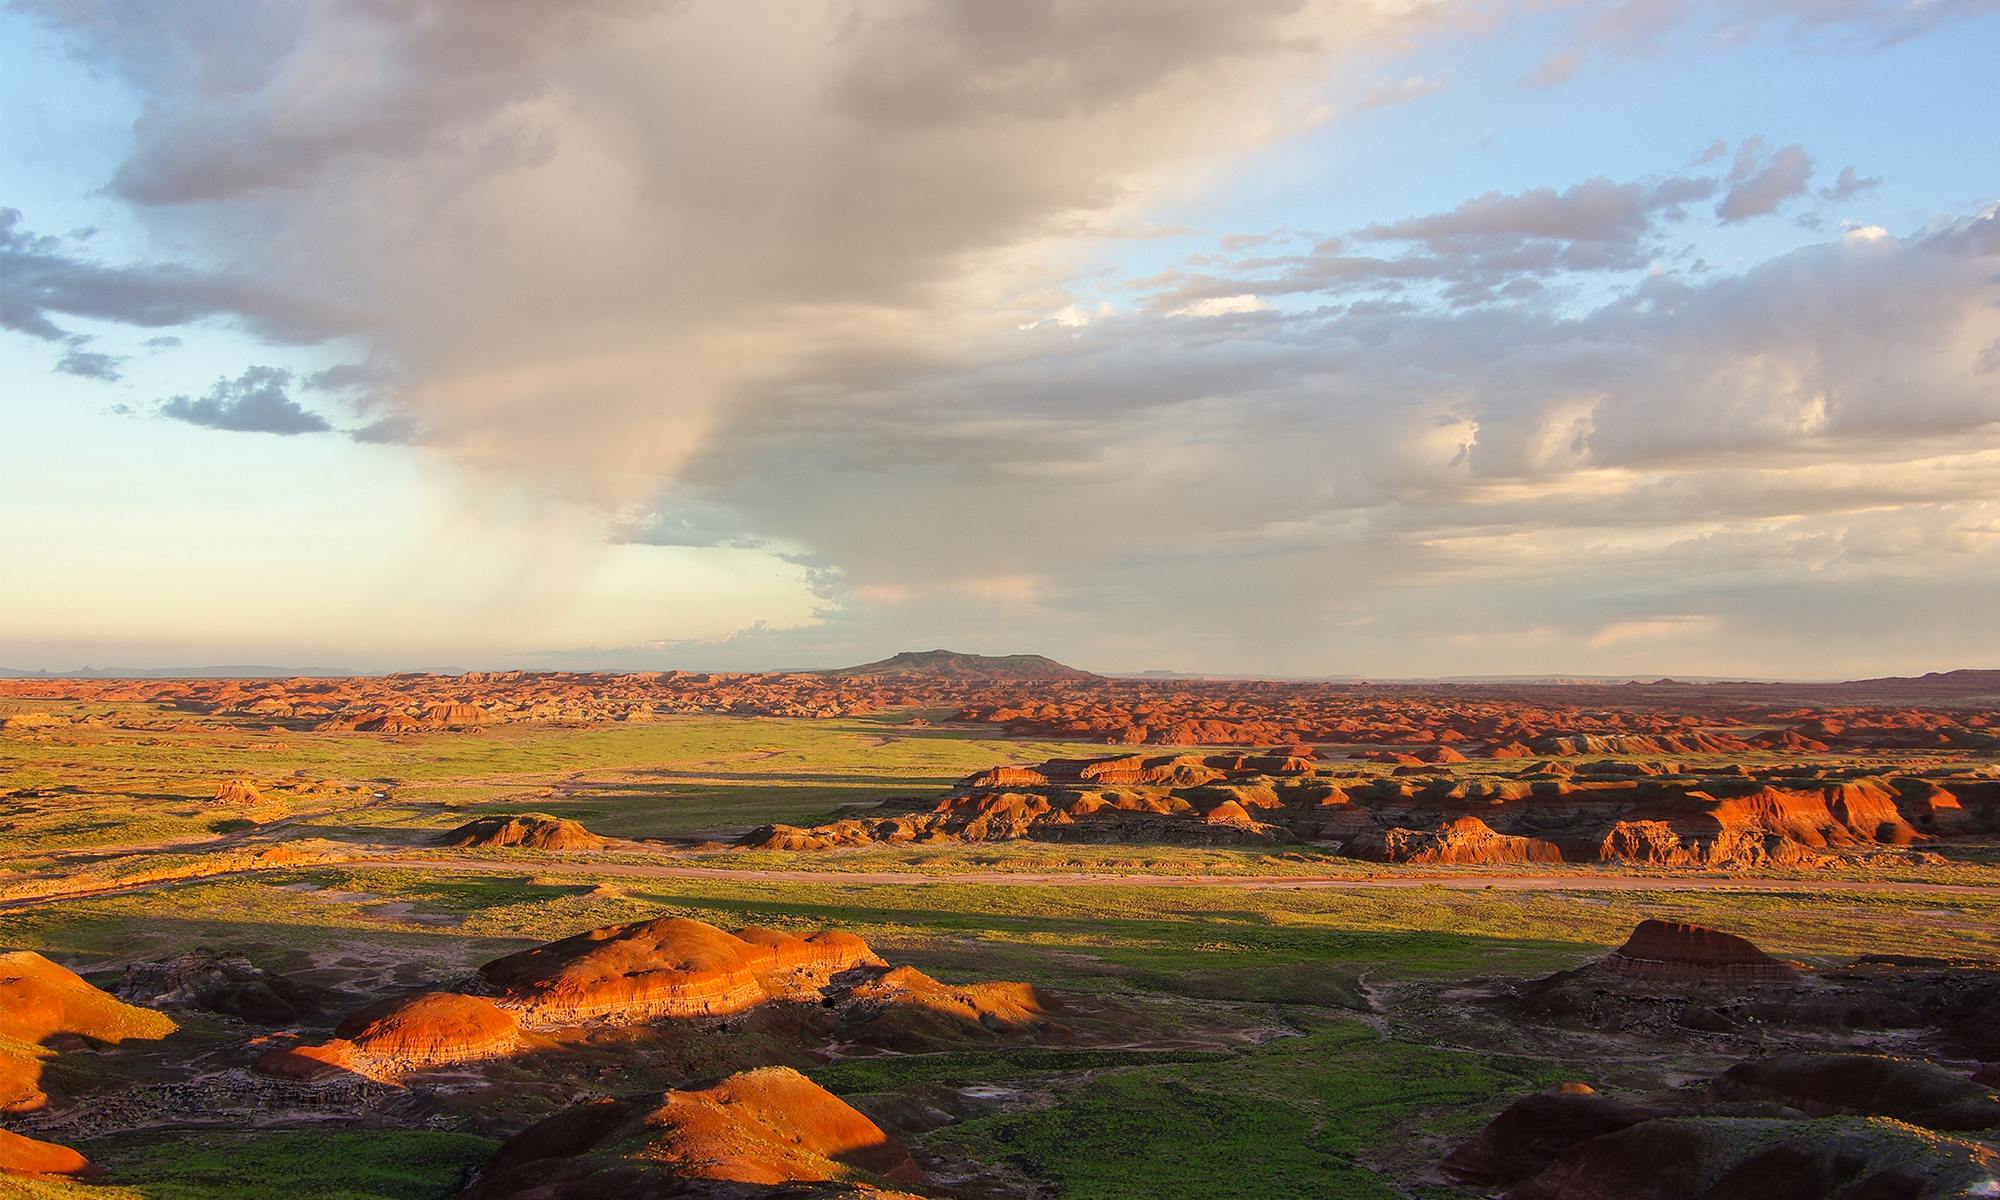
[933,1021,1565,1200]
[808,1046,1232,1095]
[14,1129,498,1200]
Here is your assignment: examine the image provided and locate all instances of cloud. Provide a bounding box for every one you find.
[1587,614,1721,649]
[1137,168,1721,313]
[158,366,333,434]
[1717,140,1812,222]
[1170,294,1273,317]
[1821,164,1882,201]
[1356,73,1449,108]
[608,495,771,551]
[1520,49,1584,87]
[1356,174,1715,249]
[23,0,1436,494]
[17,2,2000,674]
[1527,0,2000,88]
[348,413,422,445]
[54,346,123,381]
[0,207,357,347]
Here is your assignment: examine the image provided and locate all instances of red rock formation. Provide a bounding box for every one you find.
[1607,920,1798,984]
[119,948,324,1024]
[212,778,266,805]
[1509,1114,1999,1200]
[462,1066,922,1197]
[435,813,609,851]
[1442,1083,1665,1186]
[744,751,1998,867]
[1713,1053,2000,1131]
[257,991,521,1082]
[0,1128,93,1178]
[0,951,177,1112]
[478,918,884,1025]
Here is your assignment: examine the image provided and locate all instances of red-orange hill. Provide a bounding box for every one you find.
[0,951,176,1178]
[744,750,2000,868]
[462,1066,922,1197]
[258,916,1056,1081]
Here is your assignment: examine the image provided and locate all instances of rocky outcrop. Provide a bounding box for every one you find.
[0,1128,93,1178]
[0,951,180,1046]
[461,1067,923,1198]
[466,916,1061,1057]
[257,991,521,1082]
[742,752,1997,866]
[0,950,176,1113]
[436,813,610,851]
[119,948,325,1024]
[1442,1083,1665,1186]
[1607,920,1798,984]
[1458,1070,2000,1200]
[1507,1115,1999,1200]
[479,918,883,1025]
[212,778,266,805]
[1713,1054,2000,1132]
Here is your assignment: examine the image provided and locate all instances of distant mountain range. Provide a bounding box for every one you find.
[818,649,1099,681]
[3,656,1993,694]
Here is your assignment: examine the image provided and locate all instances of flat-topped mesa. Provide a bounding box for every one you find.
[435,813,609,851]
[1606,920,1798,983]
[461,1066,923,1198]
[256,991,521,1082]
[477,917,884,1026]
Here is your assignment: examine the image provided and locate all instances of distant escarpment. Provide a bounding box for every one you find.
[742,751,2000,868]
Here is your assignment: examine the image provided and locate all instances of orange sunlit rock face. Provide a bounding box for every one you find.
[256,991,521,1082]
[0,951,178,1114]
[743,750,2000,867]
[462,1066,923,1197]
[479,918,886,1024]
[0,1127,95,1178]
[251,915,1058,1089]
[434,813,610,850]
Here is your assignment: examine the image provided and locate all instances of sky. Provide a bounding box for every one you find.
[3,0,1997,679]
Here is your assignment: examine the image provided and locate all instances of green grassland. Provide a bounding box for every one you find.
[926,1022,1565,1200]
[0,713,1103,869]
[1,1131,497,1200]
